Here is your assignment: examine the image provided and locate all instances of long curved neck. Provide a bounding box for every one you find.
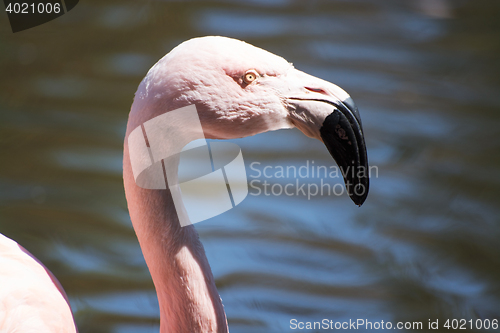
[123,135,228,333]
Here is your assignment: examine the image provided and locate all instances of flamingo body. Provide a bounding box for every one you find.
[0,233,77,332]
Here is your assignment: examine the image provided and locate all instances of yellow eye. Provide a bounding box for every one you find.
[243,70,259,84]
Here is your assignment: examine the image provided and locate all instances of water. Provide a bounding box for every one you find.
[1,0,500,332]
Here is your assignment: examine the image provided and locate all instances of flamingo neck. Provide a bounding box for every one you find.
[123,146,228,333]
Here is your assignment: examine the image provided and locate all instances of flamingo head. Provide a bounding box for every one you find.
[130,36,369,206]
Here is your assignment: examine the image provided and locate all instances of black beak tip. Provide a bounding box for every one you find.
[350,182,369,207]
[320,102,369,207]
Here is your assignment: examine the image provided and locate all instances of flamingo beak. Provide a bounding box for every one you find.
[283,70,369,206]
[317,97,369,206]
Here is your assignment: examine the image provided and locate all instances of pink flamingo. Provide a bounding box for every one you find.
[1,36,368,332]
[0,235,77,332]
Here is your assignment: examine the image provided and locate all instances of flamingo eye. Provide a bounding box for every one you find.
[243,70,259,84]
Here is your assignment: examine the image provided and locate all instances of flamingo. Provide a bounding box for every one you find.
[0,36,369,333]
[0,235,77,332]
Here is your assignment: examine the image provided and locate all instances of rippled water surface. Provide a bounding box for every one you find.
[1,1,500,332]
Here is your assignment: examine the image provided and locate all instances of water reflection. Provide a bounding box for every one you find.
[1,0,499,332]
